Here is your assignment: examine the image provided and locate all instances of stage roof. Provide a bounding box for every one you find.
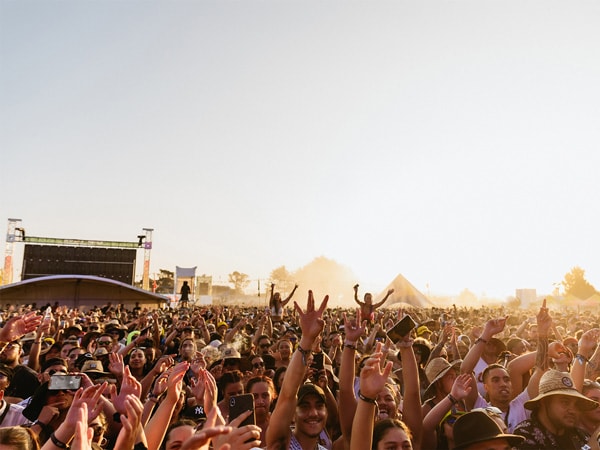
[0,275,168,309]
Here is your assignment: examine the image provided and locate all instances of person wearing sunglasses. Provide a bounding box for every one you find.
[251,356,266,376]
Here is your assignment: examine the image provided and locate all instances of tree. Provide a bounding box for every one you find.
[270,266,292,286]
[562,266,597,299]
[228,271,250,294]
[156,269,174,294]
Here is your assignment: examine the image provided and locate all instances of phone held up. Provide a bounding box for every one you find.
[229,393,255,427]
[49,374,82,391]
[386,315,418,344]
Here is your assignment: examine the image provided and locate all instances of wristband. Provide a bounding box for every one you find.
[358,390,377,404]
[576,353,590,365]
[297,345,312,366]
[475,337,488,345]
[447,393,459,405]
[343,342,356,350]
[33,419,49,432]
[50,432,69,449]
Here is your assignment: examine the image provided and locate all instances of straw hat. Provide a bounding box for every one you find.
[524,369,598,410]
[423,357,462,399]
[453,410,524,450]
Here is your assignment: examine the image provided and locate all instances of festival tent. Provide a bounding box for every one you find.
[0,275,168,310]
[377,274,433,308]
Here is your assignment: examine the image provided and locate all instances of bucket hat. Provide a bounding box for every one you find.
[524,369,598,410]
[453,410,524,450]
[423,357,462,399]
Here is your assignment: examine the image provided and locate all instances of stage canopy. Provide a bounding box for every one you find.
[0,275,168,310]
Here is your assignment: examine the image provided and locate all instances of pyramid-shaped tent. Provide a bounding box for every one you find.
[377,274,433,308]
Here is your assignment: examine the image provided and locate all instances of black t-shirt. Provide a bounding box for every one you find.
[5,365,40,399]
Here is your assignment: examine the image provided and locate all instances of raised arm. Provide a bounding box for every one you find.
[373,289,394,309]
[281,284,298,307]
[571,328,600,392]
[337,310,366,446]
[422,373,472,449]
[460,317,507,375]
[396,330,422,449]
[266,291,328,450]
[353,284,361,305]
[350,343,392,450]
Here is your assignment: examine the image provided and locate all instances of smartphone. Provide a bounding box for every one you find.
[386,315,418,343]
[229,393,255,427]
[311,352,324,371]
[49,374,82,391]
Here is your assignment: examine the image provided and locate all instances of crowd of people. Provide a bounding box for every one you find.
[0,284,599,450]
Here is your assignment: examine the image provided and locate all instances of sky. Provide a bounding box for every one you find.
[1,0,600,300]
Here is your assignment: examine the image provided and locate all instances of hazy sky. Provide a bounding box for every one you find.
[2,0,599,299]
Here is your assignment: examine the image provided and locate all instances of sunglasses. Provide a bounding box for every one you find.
[253,362,265,368]
[47,369,68,376]
[97,341,112,346]
[260,343,271,348]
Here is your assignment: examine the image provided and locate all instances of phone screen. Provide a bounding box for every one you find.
[49,374,82,391]
[229,393,255,427]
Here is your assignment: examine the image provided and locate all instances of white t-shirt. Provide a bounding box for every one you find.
[474,388,531,433]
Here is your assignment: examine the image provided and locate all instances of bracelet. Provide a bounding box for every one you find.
[576,353,590,364]
[343,343,356,350]
[32,341,41,345]
[358,390,377,404]
[33,419,49,432]
[297,345,312,366]
[475,337,488,345]
[50,432,69,449]
[447,393,459,405]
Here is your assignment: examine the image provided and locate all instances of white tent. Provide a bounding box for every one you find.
[377,274,433,308]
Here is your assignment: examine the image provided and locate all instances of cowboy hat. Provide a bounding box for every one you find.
[423,357,462,400]
[524,369,598,411]
[453,410,524,450]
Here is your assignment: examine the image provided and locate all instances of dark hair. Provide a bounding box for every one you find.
[372,419,412,450]
[219,370,243,391]
[160,419,196,450]
[273,367,287,393]
[41,358,68,373]
[246,376,276,399]
[481,363,507,383]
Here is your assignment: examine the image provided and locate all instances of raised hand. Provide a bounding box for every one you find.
[295,290,328,341]
[359,343,393,400]
[450,373,472,401]
[113,394,145,450]
[70,402,93,450]
[111,366,142,414]
[0,311,42,342]
[482,316,508,339]
[577,328,600,359]
[536,299,552,336]
[108,352,125,379]
[212,410,261,450]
